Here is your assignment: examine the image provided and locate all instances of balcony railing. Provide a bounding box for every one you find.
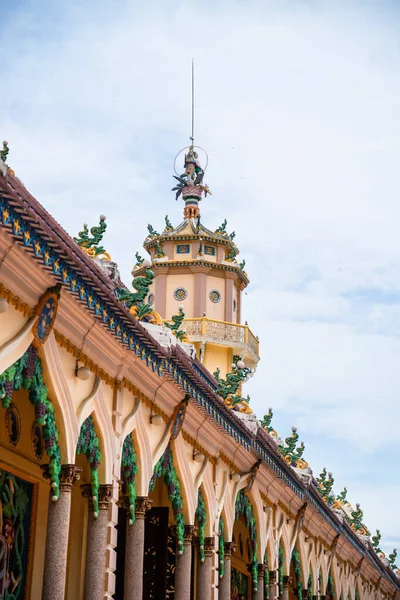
[165,317,260,365]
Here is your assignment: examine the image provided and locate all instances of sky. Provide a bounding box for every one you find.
[1,0,400,558]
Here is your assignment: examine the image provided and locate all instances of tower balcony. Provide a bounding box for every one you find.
[167,317,260,367]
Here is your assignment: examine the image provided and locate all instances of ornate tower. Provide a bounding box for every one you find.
[132,145,260,378]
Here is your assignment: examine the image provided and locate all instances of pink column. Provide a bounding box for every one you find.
[197,536,215,600]
[41,465,82,600]
[155,267,168,318]
[219,541,235,600]
[225,275,235,322]
[123,497,152,600]
[269,571,278,600]
[175,525,194,600]
[82,484,113,600]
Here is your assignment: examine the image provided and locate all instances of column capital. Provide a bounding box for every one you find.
[268,570,277,583]
[42,463,82,492]
[283,575,292,589]
[135,496,152,519]
[302,591,310,600]
[81,483,113,511]
[118,494,152,519]
[257,563,267,579]
[224,541,236,557]
[184,524,196,544]
[204,536,215,557]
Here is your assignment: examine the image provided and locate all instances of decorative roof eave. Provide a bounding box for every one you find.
[0,173,398,593]
[144,232,237,249]
[134,259,250,285]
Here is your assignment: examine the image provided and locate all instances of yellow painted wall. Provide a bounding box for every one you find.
[165,273,194,319]
[203,343,232,379]
[206,276,225,320]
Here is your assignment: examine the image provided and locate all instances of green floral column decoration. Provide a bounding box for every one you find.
[195,488,207,562]
[278,544,284,597]
[0,345,62,499]
[218,517,225,578]
[264,552,269,599]
[308,573,313,595]
[77,415,102,517]
[328,574,335,599]
[235,489,258,591]
[121,433,138,525]
[292,549,303,600]
[149,444,185,553]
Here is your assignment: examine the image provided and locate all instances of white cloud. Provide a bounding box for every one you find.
[2,0,400,550]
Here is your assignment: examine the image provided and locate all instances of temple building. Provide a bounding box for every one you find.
[0,138,399,600]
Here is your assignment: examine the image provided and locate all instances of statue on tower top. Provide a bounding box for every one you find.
[172,145,211,220]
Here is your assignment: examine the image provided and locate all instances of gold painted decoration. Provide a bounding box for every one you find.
[32,284,61,346]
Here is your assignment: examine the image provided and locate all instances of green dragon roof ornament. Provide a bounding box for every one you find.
[118,269,155,309]
[347,503,370,536]
[260,408,274,432]
[165,307,188,342]
[1,140,9,165]
[147,224,160,240]
[213,355,253,414]
[279,427,308,469]
[371,530,383,555]
[134,252,145,268]
[225,245,239,263]
[164,215,174,233]
[154,241,165,259]
[74,215,110,260]
[117,269,159,324]
[215,219,228,235]
[388,549,398,569]
[316,468,335,504]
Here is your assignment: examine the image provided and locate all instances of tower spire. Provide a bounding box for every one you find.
[190,59,195,147]
[171,63,211,220]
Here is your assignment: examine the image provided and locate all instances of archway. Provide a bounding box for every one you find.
[65,412,103,599]
[231,489,258,599]
[114,431,139,600]
[0,344,63,599]
[144,443,185,599]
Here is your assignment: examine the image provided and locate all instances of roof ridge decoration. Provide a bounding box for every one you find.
[165,306,189,342]
[74,215,111,261]
[213,354,254,414]
[316,468,372,537]
[117,268,162,325]
[164,215,174,233]
[146,223,160,240]
[260,408,279,436]
[278,426,308,470]
[0,140,15,177]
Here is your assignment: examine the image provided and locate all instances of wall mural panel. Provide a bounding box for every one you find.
[0,468,35,600]
[231,565,249,600]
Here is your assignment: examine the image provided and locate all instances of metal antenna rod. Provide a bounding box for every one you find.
[191,59,195,146]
